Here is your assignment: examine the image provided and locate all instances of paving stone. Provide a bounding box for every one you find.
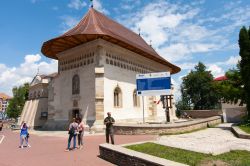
[156,123,250,155]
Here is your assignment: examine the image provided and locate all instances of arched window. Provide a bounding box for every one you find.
[29,93,33,99]
[33,91,37,99]
[114,86,122,107]
[72,74,80,95]
[133,89,140,107]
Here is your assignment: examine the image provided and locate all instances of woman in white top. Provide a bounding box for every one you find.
[77,118,84,149]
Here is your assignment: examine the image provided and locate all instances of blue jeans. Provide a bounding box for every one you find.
[67,134,76,149]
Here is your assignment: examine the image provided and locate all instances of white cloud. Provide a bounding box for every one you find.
[121,4,134,10]
[93,0,109,15]
[68,0,87,10]
[225,55,241,65]
[117,0,250,65]
[24,54,41,63]
[177,62,196,70]
[208,64,224,78]
[171,78,182,101]
[159,43,190,62]
[0,54,57,96]
[60,15,79,33]
[214,55,241,67]
[118,1,228,63]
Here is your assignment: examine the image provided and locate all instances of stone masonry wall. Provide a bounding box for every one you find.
[114,116,222,135]
[99,145,163,166]
[182,110,222,118]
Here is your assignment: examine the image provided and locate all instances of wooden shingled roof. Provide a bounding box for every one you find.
[41,8,180,74]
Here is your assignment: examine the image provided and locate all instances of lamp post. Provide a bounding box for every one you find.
[161,95,173,123]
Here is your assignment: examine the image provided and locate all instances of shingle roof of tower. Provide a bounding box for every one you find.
[41,8,180,74]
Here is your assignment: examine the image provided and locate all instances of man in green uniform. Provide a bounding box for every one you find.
[104,112,115,144]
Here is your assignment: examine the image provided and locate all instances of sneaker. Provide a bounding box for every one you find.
[65,149,70,152]
[27,144,31,148]
[20,146,23,149]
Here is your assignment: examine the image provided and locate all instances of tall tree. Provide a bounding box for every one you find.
[180,62,219,110]
[239,26,250,119]
[214,65,244,105]
[6,83,29,119]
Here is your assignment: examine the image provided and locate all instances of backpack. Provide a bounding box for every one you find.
[68,126,75,135]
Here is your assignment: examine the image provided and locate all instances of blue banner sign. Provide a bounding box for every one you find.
[136,72,171,96]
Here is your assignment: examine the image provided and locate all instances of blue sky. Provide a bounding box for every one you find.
[0,0,250,98]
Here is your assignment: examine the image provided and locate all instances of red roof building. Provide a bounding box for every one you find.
[0,93,12,113]
[214,76,228,81]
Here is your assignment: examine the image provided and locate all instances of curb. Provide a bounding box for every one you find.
[99,143,188,166]
[231,126,250,139]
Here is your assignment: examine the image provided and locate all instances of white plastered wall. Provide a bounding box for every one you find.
[100,39,176,123]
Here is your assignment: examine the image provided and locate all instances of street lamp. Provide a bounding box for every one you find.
[161,95,173,123]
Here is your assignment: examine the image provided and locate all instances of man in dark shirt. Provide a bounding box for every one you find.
[104,112,115,144]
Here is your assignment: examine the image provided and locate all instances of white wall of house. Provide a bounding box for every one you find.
[100,39,175,122]
[44,39,178,129]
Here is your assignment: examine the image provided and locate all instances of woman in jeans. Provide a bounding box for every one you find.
[65,118,78,152]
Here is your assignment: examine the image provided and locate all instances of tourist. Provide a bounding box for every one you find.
[104,112,115,144]
[0,120,3,132]
[20,121,31,148]
[65,118,78,151]
[77,118,84,149]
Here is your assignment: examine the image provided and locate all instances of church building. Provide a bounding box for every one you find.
[19,8,181,131]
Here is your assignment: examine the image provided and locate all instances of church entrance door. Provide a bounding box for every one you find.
[72,109,80,119]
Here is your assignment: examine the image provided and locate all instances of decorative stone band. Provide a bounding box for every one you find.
[113,116,222,135]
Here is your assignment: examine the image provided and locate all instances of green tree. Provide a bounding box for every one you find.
[239,26,250,119]
[214,65,244,106]
[176,84,191,111]
[6,83,29,119]
[180,62,219,110]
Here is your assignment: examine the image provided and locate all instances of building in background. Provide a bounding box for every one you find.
[17,73,57,128]
[0,93,12,119]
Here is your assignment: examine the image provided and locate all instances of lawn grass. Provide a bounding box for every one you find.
[239,125,250,134]
[238,118,250,134]
[126,142,250,166]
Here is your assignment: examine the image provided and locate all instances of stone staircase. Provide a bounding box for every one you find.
[18,100,39,128]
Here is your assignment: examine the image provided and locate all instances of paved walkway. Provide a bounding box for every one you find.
[0,129,155,166]
[156,123,250,155]
[0,134,5,144]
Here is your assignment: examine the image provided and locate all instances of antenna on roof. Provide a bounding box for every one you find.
[138,27,141,36]
[90,0,94,8]
[149,40,152,47]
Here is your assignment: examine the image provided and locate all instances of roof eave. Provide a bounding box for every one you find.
[41,34,181,74]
